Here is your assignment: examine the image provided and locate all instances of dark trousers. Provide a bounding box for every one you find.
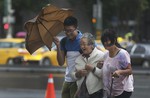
[115,91,132,98]
[89,89,103,98]
[61,82,77,98]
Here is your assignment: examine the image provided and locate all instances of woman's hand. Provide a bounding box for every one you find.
[112,70,121,78]
[97,61,103,69]
[75,69,88,78]
[85,64,94,72]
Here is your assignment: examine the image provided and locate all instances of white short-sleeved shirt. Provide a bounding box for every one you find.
[102,49,134,97]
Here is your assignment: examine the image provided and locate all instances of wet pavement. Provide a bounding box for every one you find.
[0,66,150,98]
[0,88,61,98]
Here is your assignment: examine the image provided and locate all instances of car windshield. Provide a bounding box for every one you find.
[42,42,56,51]
[126,45,133,53]
[0,42,24,48]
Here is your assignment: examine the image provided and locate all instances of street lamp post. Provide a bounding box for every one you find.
[3,0,15,38]
[93,0,102,40]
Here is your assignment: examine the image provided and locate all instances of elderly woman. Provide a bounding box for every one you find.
[72,32,104,98]
[101,29,134,98]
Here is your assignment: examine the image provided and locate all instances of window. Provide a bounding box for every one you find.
[126,45,133,53]
[133,45,145,54]
[0,42,23,48]
[0,42,12,48]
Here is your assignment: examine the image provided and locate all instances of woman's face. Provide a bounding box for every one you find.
[80,38,93,55]
[103,40,114,50]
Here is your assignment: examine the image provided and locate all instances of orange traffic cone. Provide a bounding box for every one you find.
[45,74,56,98]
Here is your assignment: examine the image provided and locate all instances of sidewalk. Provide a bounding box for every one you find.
[0,88,61,98]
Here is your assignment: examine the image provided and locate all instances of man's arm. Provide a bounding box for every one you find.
[53,37,65,66]
[56,45,65,66]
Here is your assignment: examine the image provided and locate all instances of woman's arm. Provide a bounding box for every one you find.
[113,63,132,77]
[85,64,103,78]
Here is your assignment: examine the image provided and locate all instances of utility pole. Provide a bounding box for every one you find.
[3,0,15,38]
[97,0,102,31]
[93,0,102,40]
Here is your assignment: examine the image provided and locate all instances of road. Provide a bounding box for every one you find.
[131,75,150,98]
[0,74,150,98]
[0,88,61,98]
[0,66,150,98]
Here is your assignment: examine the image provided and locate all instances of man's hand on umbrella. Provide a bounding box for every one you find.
[53,37,60,47]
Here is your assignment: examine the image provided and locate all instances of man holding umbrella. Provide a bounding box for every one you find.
[53,16,82,98]
[24,6,81,97]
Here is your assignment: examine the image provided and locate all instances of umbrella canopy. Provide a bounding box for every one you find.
[24,4,73,54]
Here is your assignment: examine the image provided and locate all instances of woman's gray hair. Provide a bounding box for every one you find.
[81,32,95,46]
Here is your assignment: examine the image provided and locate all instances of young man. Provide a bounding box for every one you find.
[53,16,82,98]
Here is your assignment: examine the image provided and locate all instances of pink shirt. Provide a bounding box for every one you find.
[102,49,134,97]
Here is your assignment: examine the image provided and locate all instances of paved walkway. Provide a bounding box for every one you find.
[0,88,61,98]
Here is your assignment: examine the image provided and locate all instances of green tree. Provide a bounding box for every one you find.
[13,0,52,37]
[1,0,150,40]
[0,0,51,37]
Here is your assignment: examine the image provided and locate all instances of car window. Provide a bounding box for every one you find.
[0,42,23,48]
[133,45,145,54]
[126,45,133,53]
[12,43,22,48]
[18,42,25,48]
[0,42,12,48]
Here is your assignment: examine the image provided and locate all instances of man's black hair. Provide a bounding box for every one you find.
[63,16,78,28]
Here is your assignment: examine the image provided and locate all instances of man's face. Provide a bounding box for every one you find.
[64,25,77,40]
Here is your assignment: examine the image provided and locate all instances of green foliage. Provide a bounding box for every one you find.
[101,0,149,30]
[140,0,149,11]
[1,0,150,40]
[67,0,150,40]
[67,0,95,17]
[12,0,51,12]
[0,0,52,15]
[0,1,4,14]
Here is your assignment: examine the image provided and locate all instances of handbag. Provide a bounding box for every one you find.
[74,77,90,98]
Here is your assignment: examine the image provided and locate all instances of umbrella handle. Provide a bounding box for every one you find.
[110,76,114,98]
[37,19,53,37]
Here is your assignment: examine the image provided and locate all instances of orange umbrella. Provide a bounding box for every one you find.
[24,4,73,54]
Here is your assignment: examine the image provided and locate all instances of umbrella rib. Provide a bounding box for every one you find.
[37,19,53,37]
